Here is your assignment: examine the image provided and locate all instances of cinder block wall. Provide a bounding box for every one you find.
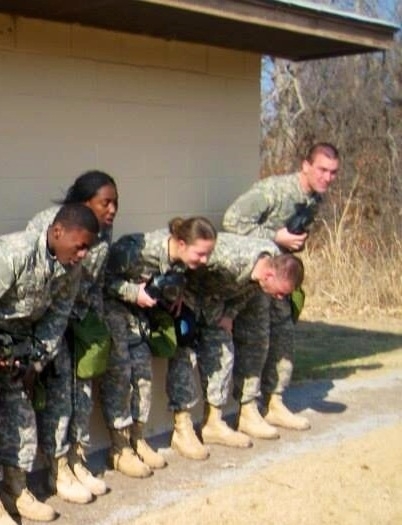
[0,14,261,446]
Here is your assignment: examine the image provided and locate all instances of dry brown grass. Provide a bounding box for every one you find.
[300,225,402,320]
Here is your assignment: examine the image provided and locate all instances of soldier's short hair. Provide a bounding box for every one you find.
[53,203,99,235]
[269,254,304,288]
[305,143,339,164]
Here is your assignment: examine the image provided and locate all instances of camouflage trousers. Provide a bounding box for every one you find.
[197,323,235,407]
[232,291,270,404]
[100,300,152,428]
[0,374,37,471]
[166,345,199,412]
[233,293,295,404]
[261,295,295,399]
[36,335,93,457]
[169,316,235,409]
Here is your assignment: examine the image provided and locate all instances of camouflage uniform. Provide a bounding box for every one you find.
[180,233,279,409]
[0,228,80,472]
[26,206,112,456]
[101,229,195,429]
[223,173,319,401]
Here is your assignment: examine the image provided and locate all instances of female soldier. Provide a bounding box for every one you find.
[170,234,304,452]
[100,217,217,477]
[26,170,118,503]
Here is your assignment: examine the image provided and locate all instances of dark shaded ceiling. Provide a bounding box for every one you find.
[0,0,398,61]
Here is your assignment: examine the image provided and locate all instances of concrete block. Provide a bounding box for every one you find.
[117,176,166,214]
[0,52,98,98]
[113,212,172,237]
[120,33,168,67]
[180,72,227,110]
[71,25,121,62]
[16,17,70,55]
[141,69,192,107]
[206,172,257,213]
[168,40,207,73]
[166,177,206,213]
[0,13,14,49]
[95,62,147,103]
[208,46,246,78]
[223,77,261,116]
[245,52,261,79]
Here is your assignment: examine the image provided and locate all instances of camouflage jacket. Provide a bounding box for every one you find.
[184,233,279,324]
[105,229,185,304]
[222,173,319,249]
[0,228,81,368]
[27,205,113,320]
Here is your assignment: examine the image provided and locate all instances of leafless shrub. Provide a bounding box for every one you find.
[260,2,401,317]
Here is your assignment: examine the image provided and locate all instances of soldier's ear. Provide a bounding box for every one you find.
[177,239,186,251]
[263,266,276,282]
[51,222,65,240]
[301,159,311,173]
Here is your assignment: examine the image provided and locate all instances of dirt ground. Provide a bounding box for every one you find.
[21,316,402,525]
[132,316,402,525]
[135,424,402,525]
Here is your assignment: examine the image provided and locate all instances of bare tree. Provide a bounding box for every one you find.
[260,0,402,247]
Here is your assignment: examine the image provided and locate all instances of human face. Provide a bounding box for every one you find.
[52,226,96,267]
[85,184,118,228]
[178,238,216,269]
[301,153,339,194]
[260,271,294,300]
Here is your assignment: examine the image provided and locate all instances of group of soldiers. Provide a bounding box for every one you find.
[0,142,339,524]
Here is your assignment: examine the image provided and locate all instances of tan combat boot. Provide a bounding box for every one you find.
[49,455,93,504]
[68,443,107,496]
[109,428,152,478]
[0,498,17,525]
[264,394,311,430]
[238,400,280,439]
[201,404,252,448]
[171,411,209,460]
[1,466,56,522]
[130,421,167,469]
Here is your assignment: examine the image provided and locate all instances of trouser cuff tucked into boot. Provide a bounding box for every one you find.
[201,404,252,448]
[2,466,57,522]
[238,401,280,439]
[171,411,209,460]
[264,394,311,430]
[109,428,152,478]
[130,422,167,469]
[49,455,93,504]
[68,443,107,496]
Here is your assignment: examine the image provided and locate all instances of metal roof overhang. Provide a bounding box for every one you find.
[0,0,398,61]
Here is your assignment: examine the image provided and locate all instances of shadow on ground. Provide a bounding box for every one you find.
[12,317,402,524]
[294,319,402,381]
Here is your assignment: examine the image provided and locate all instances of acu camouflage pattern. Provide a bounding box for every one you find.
[27,205,113,320]
[27,205,113,454]
[0,228,80,365]
[0,228,80,471]
[223,173,319,398]
[232,292,294,403]
[184,232,279,323]
[223,173,319,246]
[177,233,279,408]
[101,229,190,427]
[104,229,185,304]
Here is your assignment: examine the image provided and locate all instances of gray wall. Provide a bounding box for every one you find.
[0,13,261,444]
